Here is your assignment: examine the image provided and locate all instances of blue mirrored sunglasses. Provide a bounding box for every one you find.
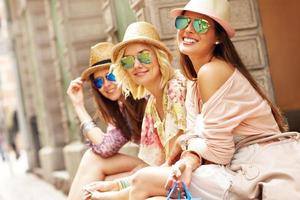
[93,72,116,89]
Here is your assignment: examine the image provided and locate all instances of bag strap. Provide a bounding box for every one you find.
[166,182,194,200]
[235,132,300,151]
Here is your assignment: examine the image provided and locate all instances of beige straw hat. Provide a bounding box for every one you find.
[112,21,172,62]
[171,0,235,38]
[81,42,114,81]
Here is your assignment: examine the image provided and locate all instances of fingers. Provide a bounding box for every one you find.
[67,78,84,94]
[172,164,182,178]
[181,165,193,188]
[83,188,92,200]
[177,161,186,176]
[164,176,176,191]
[171,187,186,199]
[84,181,101,191]
[71,77,83,86]
[165,180,187,199]
[164,162,185,190]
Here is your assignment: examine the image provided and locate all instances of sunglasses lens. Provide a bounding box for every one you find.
[121,56,135,69]
[193,19,209,33]
[175,16,189,30]
[137,51,152,64]
[94,77,104,89]
[106,72,116,82]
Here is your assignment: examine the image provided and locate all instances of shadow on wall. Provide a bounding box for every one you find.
[285,110,300,132]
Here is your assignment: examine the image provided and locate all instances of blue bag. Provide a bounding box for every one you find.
[166,182,202,200]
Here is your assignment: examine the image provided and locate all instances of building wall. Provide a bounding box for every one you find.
[258,0,300,131]
[0,0,18,147]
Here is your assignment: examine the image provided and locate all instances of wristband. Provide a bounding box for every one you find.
[80,120,96,137]
[115,177,130,190]
[179,135,200,151]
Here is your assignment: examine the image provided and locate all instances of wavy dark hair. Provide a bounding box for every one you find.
[179,22,288,132]
[89,75,146,143]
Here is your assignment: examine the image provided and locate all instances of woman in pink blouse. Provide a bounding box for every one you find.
[66,42,147,200]
[128,0,300,199]
[83,22,187,200]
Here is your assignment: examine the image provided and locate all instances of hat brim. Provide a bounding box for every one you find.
[81,64,110,81]
[171,8,235,38]
[112,37,173,63]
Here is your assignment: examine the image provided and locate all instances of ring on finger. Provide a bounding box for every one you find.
[171,165,181,177]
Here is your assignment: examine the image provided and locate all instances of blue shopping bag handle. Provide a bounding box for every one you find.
[166,182,194,200]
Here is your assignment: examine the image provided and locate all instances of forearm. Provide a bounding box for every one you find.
[180,150,202,171]
[73,105,106,144]
[74,104,93,123]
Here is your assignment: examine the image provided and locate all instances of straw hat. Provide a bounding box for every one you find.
[81,42,114,81]
[112,21,172,62]
[171,0,235,38]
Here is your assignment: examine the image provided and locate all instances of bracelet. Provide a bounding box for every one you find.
[115,177,130,190]
[80,120,96,137]
[179,134,200,151]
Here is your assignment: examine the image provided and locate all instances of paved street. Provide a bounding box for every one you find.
[0,151,66,200]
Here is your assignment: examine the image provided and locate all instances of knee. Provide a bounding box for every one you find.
[130,168,152,199]
[131,168,149,188]
[79,149,104,169]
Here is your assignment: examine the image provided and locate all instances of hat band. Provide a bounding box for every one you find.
[91,59,112,67]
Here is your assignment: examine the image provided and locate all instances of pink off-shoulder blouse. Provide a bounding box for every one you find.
[185,69,281,165]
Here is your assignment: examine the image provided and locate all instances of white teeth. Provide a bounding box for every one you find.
[107,88,115,93]
[135,71,147,76]
[183,37,197,43]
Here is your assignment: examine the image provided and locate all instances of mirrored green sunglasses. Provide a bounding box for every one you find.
[120,50,152,70]
[175,16,210,33]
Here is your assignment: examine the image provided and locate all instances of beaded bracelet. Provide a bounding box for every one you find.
[116,177,130,190]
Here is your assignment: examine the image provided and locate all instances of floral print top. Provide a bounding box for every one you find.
[138,72,186,166]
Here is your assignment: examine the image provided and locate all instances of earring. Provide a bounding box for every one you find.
[215,41,220,45]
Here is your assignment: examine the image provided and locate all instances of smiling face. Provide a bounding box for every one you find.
[93,68,122,101]
[177,11,218,58]
[123,43,161,87]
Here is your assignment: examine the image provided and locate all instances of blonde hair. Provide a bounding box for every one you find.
[113,43,175,99]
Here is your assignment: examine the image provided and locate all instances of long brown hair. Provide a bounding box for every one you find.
[179,22,288,132]
[89,75,146,143]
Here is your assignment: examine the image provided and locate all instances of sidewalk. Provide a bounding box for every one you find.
[0,151,66,200]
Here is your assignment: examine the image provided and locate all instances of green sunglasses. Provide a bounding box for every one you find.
[175,16,210,33]
[121,50,152,70]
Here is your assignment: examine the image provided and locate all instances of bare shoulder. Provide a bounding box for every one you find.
[197,59,235,103]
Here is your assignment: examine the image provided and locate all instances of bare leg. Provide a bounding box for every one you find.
[67,149,145,200]
[129,166,171,200]
[90,187,131,200]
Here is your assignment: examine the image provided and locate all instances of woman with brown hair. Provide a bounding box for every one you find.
[66,42,147,200]
[128,0,300,199]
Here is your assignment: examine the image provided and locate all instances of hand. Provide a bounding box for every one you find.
[67,77,84,107]
[166,134,187,166]
[165,152,201,194]
[83,190,106,200]
[83,180,119,200]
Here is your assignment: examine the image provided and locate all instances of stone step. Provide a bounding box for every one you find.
[52,170,70,195]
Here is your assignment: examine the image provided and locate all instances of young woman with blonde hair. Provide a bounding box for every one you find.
[83,22,187,200]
